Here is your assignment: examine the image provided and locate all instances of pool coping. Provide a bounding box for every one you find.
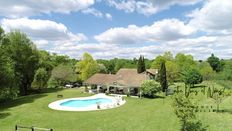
[48,93,126,111]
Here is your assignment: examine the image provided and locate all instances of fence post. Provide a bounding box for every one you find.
[15,125,17,131]
[32,126,34,131]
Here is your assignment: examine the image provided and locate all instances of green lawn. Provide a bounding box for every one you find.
[0,82,232,131]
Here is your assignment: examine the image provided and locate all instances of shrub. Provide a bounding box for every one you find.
[141,80,161,98]
[0,88,18,102]
[47,77,60,88]
[172,93,207,131]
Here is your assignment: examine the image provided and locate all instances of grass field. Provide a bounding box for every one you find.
[0,81,232,131]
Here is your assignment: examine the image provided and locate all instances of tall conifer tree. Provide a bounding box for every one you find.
[137,55,146,73]
[160,61,168,93]
[141,56,146,72]
[137,55,142,73]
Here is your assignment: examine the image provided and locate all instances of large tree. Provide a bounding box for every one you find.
[2,31,39,95]
[97,59,116,74]
[0,27,4,40]
[151,51,173,69]
[151,52,179,82]
[0,28,16,101]
[98,64,107,73]
[75,53,99,81]
[175,53,196,71]
[207,54,224,72]
[51,53,70,66]
[32,68,49,90]
[166,60,179,82]
[218,60,232,81]
[198,62,214,80]
[0,47,16,101]
[48,64,77,87]
[38,50,54,73]
[182,68,203,88]
[151,55,166,69]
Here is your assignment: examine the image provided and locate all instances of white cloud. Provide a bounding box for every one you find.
[82,8,103,18]
[88,35,229,60]
[1,17,230,60]
[0,18,87,54]
[1,18,87,42]
[50,42,119,59]
[50,34,225,60]
[148,0,202,8]
[52,34,232,60]
[136,1,157,16]
[105,13,112,20]
[0,17,164,59]
[95,19,195,44]
[108,0,136,13]
[107,0,202,16]
[188,0,232,33]
[51,43,163,59]
[164,35,232,59]
[0,0,94,18]
[82,8,113,20]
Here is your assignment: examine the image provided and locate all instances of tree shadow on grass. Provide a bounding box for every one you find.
[220,109,232,114]
[142,94,165,99]
[0,94,47,110]
[0,112,10,119]
[0,88,64,110]
[28,88,64,94]
[155,95,165,99]
[191,85,206,89]
[181,120,208,131]
[41,88,64,93]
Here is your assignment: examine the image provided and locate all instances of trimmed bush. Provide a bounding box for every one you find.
[141,80,161,98]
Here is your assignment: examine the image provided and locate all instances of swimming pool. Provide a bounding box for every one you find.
[48,94,126,111]
[60,98,112,108]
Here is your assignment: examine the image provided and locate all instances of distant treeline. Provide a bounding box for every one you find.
[97,58,152,74]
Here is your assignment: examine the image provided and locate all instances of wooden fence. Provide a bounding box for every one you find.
[15,125,53,131]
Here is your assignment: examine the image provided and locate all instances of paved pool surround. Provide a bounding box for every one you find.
[48,93,126,111]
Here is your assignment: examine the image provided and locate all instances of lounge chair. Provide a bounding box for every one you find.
[57,94,63,98]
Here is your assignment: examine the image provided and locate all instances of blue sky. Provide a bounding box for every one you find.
[0,0,232,60]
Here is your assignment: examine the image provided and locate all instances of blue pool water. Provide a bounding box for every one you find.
[60,98,112,108]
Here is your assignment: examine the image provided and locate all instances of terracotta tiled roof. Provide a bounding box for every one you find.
[84,68,158,87]
[83,73,117,85]
[116,69,148,87]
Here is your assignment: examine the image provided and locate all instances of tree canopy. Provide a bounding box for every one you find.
[2,31,39,95]
[198,62,214,80]
[0,34,16,101]
[207,54,224,72]
[175,53,196,71]
[75,53,99,81]
[32,68,49,90]
[48,64,77,88]
[182,68,203,87]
